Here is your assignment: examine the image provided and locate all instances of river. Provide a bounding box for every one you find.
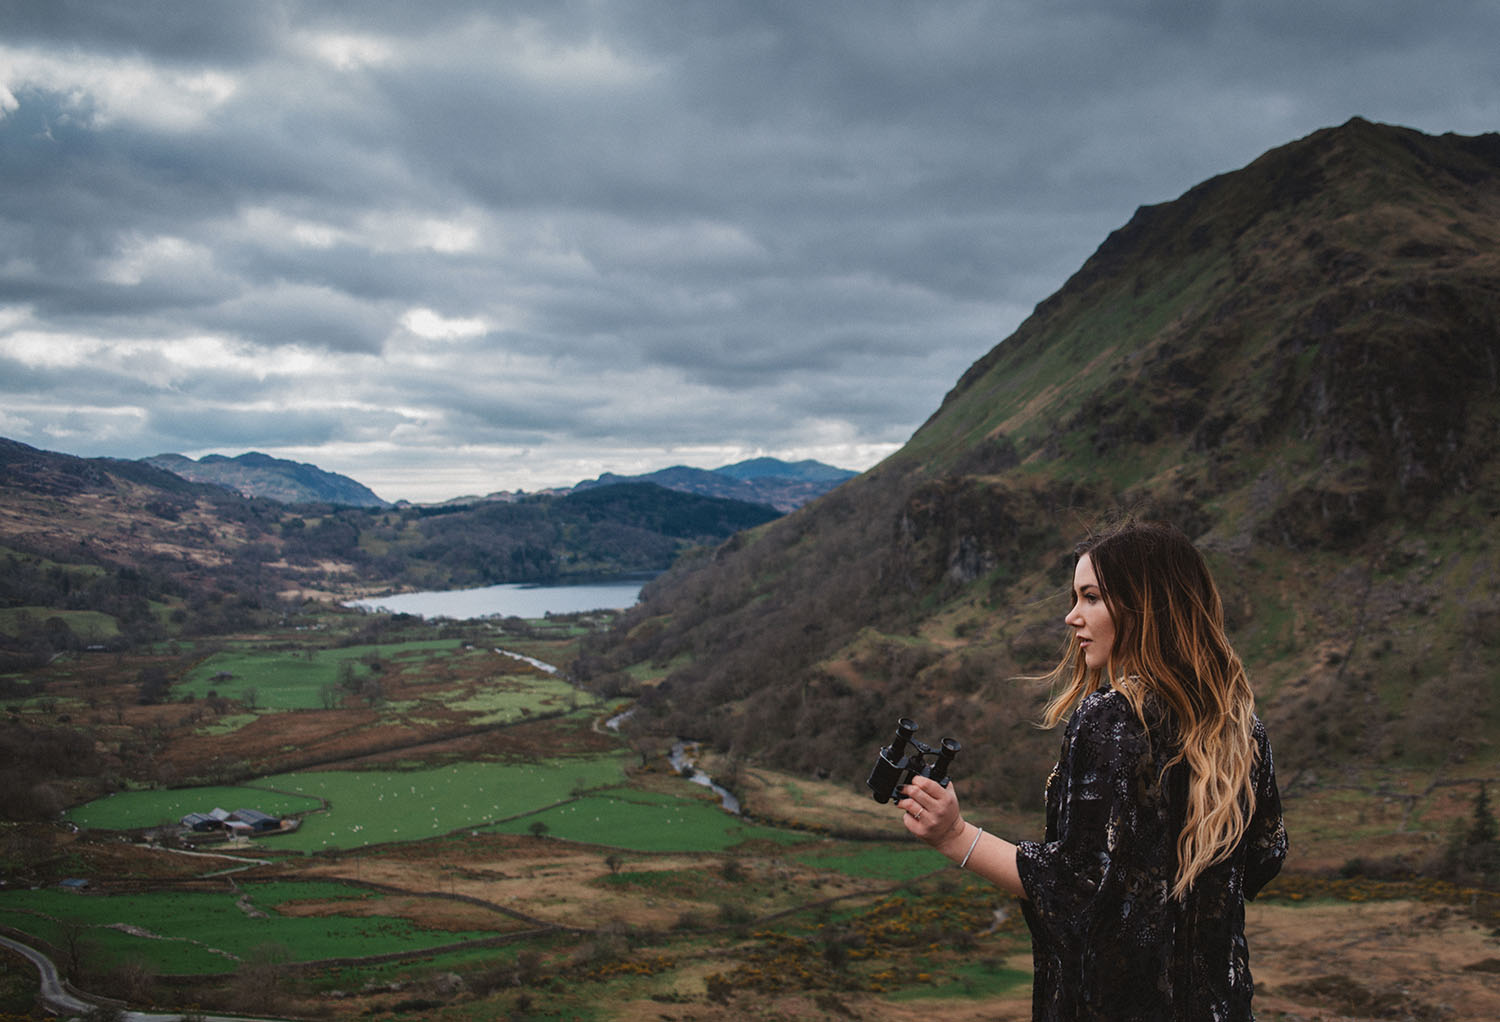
[348,578,646,620]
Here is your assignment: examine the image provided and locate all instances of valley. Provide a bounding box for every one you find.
[2,603,1497,1020]
[4,119,1500,1019]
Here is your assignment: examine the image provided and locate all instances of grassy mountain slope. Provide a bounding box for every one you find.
[714,457,856,484]
[571,457,856,512]
[144,451,390,507]
[580,119,1500,809]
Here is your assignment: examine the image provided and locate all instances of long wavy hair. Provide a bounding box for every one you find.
[1041,519,1258,900]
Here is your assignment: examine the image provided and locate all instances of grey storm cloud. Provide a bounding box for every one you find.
[2,0,1499,501]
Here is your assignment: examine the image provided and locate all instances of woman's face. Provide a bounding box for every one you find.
[1066,553,1115,671]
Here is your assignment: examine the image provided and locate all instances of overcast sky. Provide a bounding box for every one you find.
[2,2,1496,502]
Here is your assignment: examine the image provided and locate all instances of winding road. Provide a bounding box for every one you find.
[0,932,95,1017]
[1,931,289,1021]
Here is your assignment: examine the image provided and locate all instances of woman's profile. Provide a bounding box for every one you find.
[899,518,1288,1020]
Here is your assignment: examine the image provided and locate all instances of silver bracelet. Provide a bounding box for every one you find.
[959,826,984,869]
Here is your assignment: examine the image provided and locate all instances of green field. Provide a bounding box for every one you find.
[64,785,323,831]
[0,881,497,974]
[61,756,634,852]
[259,756,632,852]
[58,763,932,860]
[484,787,811,852]
[0,607,120,641]
[176,640,473,709]
[886,958,1032,1000]
[790,843,950,881]
[439,674,592,724]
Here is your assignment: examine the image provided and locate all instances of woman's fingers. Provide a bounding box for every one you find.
[901,778,963,844]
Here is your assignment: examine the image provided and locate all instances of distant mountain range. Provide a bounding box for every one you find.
[0,435,784,656]
[143,452,389,508]
[566,458,856,512]
[142,450,856,512]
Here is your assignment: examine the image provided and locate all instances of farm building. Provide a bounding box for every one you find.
[230,808,281,832]
[180,806,281,836]
[180,807,234,831]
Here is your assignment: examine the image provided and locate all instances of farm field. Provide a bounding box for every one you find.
[5,610,1499,1021]
[265,756,632,852]
[175,638,559,711]
[65,785,324,831]
[0,880,502,975]
[2,610,1010,1018]
[482,786,811,852]
[62,756,640,852]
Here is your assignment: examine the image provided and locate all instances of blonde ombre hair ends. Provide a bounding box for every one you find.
[1042,519,1258,901]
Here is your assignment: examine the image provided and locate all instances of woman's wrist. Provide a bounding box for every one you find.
[934,819,976,861]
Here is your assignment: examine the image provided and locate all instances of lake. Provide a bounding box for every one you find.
[348,579,645,620]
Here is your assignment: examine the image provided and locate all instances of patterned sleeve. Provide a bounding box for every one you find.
[1014,692,1172,965]
[1243,719,1288,899]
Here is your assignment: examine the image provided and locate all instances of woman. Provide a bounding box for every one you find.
[900,519,1288,1020]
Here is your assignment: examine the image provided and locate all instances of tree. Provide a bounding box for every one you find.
[136,666,171,705]
[1447,780,1500,879]
[1467,781,1497,847]
[59,919,94,980]
[229,942,292,1013]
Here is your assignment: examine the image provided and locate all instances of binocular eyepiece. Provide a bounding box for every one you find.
[866,717,961,804]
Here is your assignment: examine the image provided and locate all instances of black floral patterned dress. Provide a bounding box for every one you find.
[1014,686,1288,1021]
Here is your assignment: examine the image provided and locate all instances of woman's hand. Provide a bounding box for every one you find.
[899,774,1027,898]
[899,774,967,853]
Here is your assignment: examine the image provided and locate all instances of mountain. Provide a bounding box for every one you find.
[144,451,389,507]
[569,457,855,512]
[713,457,856,484]
[578,119,1500,812]
[0,438,779,665]
[387,483,780,588]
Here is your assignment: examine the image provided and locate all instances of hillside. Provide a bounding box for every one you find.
[144,451,390,507]
[0,439,778,666]
[569,457,856,512]
[580,119,1500,814]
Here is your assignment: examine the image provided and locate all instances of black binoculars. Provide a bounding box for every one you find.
[866,717,961,804]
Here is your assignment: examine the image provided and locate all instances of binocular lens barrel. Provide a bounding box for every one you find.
[867,717,960,804]
[888,717,917,754]
[932,736,961,778]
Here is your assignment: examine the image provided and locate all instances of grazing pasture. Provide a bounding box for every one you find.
[790,842,949,882]
[176,639,471,709]
[61,756,635,852]
[64,785,322,830]
[0,880,500,974]
[484,786,808,852]
[259,755,632,852]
